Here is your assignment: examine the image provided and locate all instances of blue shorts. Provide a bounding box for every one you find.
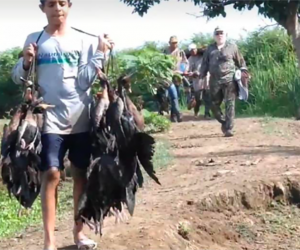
[40,132,91,172]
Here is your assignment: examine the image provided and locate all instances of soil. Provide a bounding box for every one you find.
[2,113,300,250]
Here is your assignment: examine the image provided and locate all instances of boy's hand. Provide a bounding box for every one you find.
[23,43,37,70]
[97,34,115,53]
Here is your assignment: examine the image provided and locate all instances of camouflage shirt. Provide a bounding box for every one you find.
[200,42,246,85]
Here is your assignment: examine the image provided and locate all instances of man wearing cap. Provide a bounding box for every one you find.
[164,36,191,111]
[187,43,211,118]
[200,26,246,137]
[164,36,188,73]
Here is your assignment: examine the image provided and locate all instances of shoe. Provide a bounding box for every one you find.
[177,114,183,122]
[170,115,177,123]
[224,130,234,137]
[75,239,97,250]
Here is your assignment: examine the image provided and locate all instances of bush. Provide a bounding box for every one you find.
[236,28,300,117]
[142,109,171,133]
[0,47,23,118]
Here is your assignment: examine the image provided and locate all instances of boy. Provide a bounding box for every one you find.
[11,0,114,249]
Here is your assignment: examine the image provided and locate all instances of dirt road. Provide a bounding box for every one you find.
[2,113,300,250]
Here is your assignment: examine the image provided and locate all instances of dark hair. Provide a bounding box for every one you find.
[40,0,71,5]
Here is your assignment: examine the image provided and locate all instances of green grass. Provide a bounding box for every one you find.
[258,116,294,139]
[256,202,300,235]
[0,182,73,239]
[236,223,256,241]
[153,139,173,170]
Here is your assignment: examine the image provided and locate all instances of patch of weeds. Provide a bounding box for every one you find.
[255,202,300,235]
[177,221,191,240]
[141,139,172,186]
[260,117,292,138]
[0,181,73,239]
[153,139,173,170]
[143,110,171,134]
[236,223,256,241]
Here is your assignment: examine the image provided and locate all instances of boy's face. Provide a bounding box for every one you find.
[40,0,72,25]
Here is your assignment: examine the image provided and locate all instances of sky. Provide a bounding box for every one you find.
[0,0,277,52]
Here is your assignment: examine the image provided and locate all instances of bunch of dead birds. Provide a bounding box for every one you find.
[1,84,47,208]
[75,73,161,236]
[0,72,161,236]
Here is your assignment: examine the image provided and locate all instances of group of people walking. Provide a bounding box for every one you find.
[160,26,248,138]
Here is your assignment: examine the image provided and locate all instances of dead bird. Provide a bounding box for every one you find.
[117,74,145,131]
[76,74,160,236]
[1,88,54,208]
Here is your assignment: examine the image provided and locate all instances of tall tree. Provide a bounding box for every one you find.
[121,0,300,67]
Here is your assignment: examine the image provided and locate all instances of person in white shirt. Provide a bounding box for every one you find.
[187,43,211,118]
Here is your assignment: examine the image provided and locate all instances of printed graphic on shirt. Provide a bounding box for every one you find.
[37,51,80,67]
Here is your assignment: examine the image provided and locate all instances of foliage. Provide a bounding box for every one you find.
[120,0,298,25]
[236,27,294,67]
[236,28,300,117]
[118,48,176,95]
[181,32,214,50]
[0,47,23,118]
[143,109,171,133]
[96,46,177,111]
[91,44,176,112]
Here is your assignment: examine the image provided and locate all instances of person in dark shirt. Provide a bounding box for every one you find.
[200,26,246,137]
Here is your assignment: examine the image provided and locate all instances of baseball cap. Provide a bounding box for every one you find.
[188,43,197,51]
[169,36,178,43]
[214,26,226,34]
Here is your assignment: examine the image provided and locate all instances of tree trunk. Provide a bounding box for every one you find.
[285,2,300,68]
[275,2,300,118]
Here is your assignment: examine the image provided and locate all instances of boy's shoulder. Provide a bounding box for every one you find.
[25,30,45,43]
[70,27,98,42]
[25,27,97,41]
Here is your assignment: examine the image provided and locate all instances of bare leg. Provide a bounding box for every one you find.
[41,168,61,250]
[71,165,88,242]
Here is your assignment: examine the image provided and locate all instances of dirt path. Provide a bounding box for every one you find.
[2,113,300,250]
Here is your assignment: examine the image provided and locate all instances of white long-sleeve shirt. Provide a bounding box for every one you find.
[188,55,210,91]
[12,27,104,135]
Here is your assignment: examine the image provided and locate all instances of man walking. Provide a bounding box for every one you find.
[200,26,246,137]
[187,43,211,118]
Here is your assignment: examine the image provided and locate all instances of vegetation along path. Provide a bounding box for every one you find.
[2,113,300,250]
